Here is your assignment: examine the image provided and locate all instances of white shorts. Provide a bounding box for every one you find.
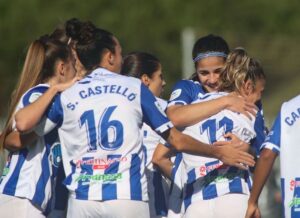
[184,193,249,218]
[0,194,45,218]
[67,198,150,218]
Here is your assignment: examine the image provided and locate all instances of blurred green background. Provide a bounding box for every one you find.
[1,0,300,128]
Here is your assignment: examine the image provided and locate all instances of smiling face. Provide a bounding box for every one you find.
[196,56,226,93]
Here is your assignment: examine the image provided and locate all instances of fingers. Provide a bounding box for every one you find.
[238,151,255,166]
[213,140,231,146]
[234,162,249,170]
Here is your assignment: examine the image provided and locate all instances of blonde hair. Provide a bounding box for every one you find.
[0,36,72,151]
[219,48,265,93]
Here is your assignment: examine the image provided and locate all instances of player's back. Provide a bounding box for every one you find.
[54,68,171,201]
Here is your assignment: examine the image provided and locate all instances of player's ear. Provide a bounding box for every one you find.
[244,79,254,95]
[56,60,65,76]
[141,74,150,86]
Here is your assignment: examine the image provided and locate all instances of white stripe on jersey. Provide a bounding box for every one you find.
[181,92,256,210]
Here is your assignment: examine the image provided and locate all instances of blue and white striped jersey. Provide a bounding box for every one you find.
[34,68,173,202]
[0,84,64,213]
[181,92,256,210]
[261,94,300,218]
[142,97,169,217]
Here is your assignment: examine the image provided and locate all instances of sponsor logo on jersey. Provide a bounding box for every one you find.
[289,197,300,208]
[75,156,128,170]
[29,92,42,103]
[203,170,245,184]
[169,89,181,101]
[50,142,62,168]
[290,179,300,191]
[199,161,225,176]
[75,172,122,183]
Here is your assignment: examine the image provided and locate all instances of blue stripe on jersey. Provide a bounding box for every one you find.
[54,164,68,210]
[184,169,196,210]
[22,86,48,106]
[153,171,167,216]
[228,167,243,193]
[32,151,50,207]
[75,157,94,200]
[142,145,147,166]
[281,178,285,217]
[252,109,266,156]
[47,94,64,128]
[130,154,142,200]
[142,130,148,166]
[171,153,182,181]
[202,184,217,200]
[102,155,121,200]
[140,84,170,132]
[3,149,29,195]
[262,112,281,152]
[63,162,76,186]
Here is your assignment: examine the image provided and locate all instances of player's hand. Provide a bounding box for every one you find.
[215,132,250,152]
[245,202,261,218]
[213,141,255,170]
[54,76,81,92]
[225,93,257,120]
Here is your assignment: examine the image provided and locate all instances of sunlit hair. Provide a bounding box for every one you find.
[121,52,161,79]
[0,36,72,151]
[218,47,266,93]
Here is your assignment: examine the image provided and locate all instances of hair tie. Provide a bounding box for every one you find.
[193,51,227,62]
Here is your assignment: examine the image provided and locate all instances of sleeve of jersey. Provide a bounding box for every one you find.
[260,112,281,154]
[168,80,200,107]
[251,109,267,157]
[140,84,173,134]
[34,94,63,136]
[12,86,48,129]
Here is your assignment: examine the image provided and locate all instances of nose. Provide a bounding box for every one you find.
[162,79,166,87]
[208,73,218,84]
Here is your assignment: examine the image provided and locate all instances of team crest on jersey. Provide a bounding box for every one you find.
[169,89,181,101]
[50,142,62,168]
[154,101,167,116]
[29,92,42,103]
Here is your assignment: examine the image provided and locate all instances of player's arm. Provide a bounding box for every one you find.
[141,84,255,170]
[152,143,176,179]
[4,131,38,152]
[245,148,277,218]
[168,93,257,128]
[162,128,255,170]
[15,78,77,133]
[245,112,281,218]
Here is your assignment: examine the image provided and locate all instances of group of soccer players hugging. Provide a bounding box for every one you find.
[0,18,299,218]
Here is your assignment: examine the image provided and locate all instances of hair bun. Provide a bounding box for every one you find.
[66,18,96,44]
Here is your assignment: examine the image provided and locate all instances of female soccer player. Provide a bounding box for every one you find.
[246,97,300,218]
[181,48,266,218]
[14,21,255,218]
[121,51,169,218]
[0,36,77,218]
